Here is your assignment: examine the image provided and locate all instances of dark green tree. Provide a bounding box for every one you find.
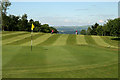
[18,14,28,31]
[87,27,92,35]
[1,0,11,31]
[91,23,99,35]
[80,29,86,35]
[96,25,103,36]
[1,0,11,14]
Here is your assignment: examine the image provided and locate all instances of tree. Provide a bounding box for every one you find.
[87,27,92,35]
[80,29,86,35]
[1,1,58,33]
[96,26,103,36]
[49,27,58,33]
[1,0,11,31]
[91,23,99,35]
[19,14,28,31]
[8,15,19,31]
[33,21,41,32]
[40,24,50,33]
[103,18,120,37]
[1,0,11,14]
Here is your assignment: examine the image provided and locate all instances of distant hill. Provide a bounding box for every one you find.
[52,25,91,34]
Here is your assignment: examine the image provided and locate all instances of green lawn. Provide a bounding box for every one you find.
[2,31,118,78]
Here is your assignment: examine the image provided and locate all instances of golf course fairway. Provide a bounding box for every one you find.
[2,31,118,78]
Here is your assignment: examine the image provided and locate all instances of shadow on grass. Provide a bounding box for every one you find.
[111,38,120,41]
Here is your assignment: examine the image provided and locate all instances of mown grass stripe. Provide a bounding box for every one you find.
[21,34,52,46]
[2,31,26,36]
[66,34,77,45]
[39,34,61,46]
[2,33,36,45]
[52,34,69,46]
[76,35,87,45]
[2,31,17,34]
[100,36,118,47]
[84,35,98,46]
[2,32,28,40]
[7,33,44,45]
[92,36,118,48]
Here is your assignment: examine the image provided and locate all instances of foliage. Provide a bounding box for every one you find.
[1,1,58,33]
[2,14,58,33]
[96,26,103,36]
[81,18,120,37]
[87,27,92,35]
[1,1,11,14]
[80,29,86,35]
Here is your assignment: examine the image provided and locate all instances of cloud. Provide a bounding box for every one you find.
[89,14,116,17]
[99,20,104,23]
[64,19,70,23]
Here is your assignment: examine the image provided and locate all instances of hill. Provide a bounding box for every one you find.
[53,26,90,34]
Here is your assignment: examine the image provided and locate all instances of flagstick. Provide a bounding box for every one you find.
[31,30,33,51]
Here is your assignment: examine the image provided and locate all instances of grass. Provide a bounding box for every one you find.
[76,35,87,45]
[101,36,118,47]
[39,34,61,46]
[2,32,28,40]
[92,36,111,47]
[2,31,118,78]
[52,34,69,46]
[66,34,77,45]
[84,35,98,46]
[7,33,44,45]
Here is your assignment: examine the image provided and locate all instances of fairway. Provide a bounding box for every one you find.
[2,31,118,78]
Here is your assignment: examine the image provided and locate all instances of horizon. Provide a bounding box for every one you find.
[8,2,118,26]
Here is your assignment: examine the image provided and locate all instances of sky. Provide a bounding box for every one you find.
[9,0,120,2]
[7,2,118,26]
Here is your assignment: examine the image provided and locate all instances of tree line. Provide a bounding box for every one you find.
[80,18,120,37]
[1,1,58,33]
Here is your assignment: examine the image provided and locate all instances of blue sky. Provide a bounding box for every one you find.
[9,0,120,2]
[7,2,118,26]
